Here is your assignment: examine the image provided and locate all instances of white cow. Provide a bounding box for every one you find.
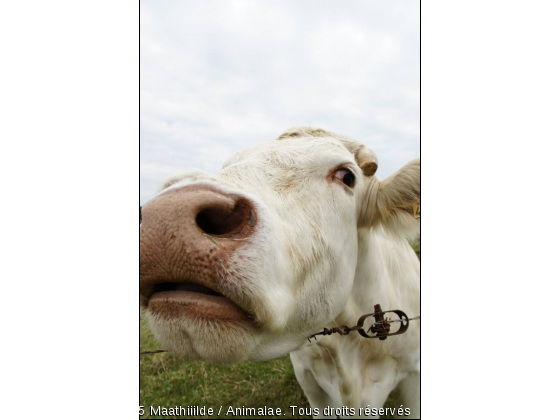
[140,127,420,419]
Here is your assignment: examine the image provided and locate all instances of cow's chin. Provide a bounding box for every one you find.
[144,311,262,364]
[143,308,314,363]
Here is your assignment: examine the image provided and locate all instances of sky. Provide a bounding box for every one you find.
[140,0,419,205]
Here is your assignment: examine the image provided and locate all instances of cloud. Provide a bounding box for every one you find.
[140,0,419,204]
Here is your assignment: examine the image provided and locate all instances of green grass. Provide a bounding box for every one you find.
[140,241,419,419]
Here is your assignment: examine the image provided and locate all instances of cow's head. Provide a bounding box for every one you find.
[140,127,419,363]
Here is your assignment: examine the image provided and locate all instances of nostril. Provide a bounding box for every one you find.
[195,201,253,237]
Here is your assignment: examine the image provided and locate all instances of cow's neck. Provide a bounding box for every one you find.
[337,227,420,326]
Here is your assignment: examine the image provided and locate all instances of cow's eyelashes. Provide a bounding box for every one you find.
[332,168,356,188]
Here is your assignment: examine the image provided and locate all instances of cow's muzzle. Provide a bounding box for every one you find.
[140,184,258,322]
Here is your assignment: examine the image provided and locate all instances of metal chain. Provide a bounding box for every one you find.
[140,349,167,355]
[308,304,419,342]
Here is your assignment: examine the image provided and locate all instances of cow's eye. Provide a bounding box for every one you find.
[333,168,355,188]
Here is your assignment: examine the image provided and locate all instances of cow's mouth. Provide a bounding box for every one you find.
[145,282,251,322]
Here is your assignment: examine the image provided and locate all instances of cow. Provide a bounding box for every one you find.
[140,127,420,419]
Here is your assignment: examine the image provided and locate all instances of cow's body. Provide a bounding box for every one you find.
[291,230,420,418]
[140,127,420,419]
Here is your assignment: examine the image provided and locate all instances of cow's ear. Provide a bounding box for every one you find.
[359,159,420,239]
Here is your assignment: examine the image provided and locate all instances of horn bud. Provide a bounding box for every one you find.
[356,147,378,176]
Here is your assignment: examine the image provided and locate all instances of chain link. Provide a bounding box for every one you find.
[308,305,420,342]
[382,316,421,324]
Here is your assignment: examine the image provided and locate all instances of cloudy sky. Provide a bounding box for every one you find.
[140,0,419,205]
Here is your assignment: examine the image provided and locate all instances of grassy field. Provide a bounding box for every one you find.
[140,241,420,419]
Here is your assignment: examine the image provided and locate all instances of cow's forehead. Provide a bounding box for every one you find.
[222,136,355,170]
